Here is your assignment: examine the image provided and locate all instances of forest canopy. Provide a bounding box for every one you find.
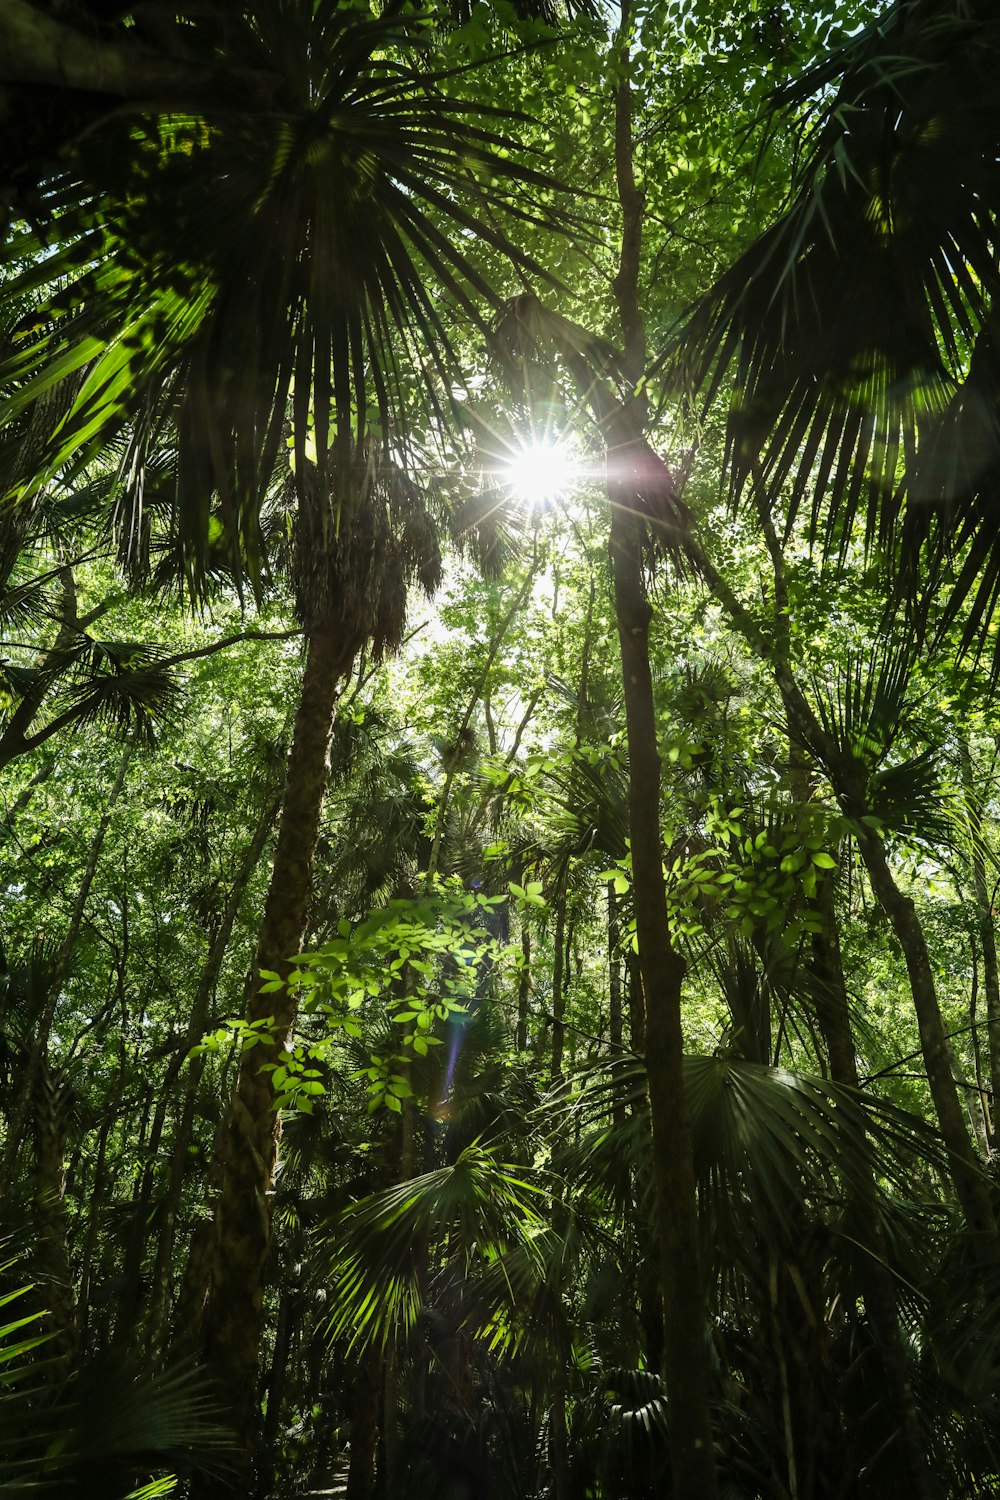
[3,1,1000,1498]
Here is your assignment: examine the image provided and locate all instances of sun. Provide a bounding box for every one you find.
[501,440,578,506]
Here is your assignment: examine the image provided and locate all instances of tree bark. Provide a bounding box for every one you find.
[603,5,718,1478]
[147,793,279,1362]
[77,1045,125,1353]
[959,734,1000,1130]
[810,874,935,1500]
[192,619,357,1487]
[516,922,531,1054]
[31,1054,76,1375]
[550,874,568,1081]
[345,1349,381,1500]
[692,537,1000,1257]
[608,501,718,1499]
[1,733,134,1186]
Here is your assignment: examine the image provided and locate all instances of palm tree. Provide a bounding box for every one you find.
[665,0,1000,639]
[0,1253,233,1497]
[561,1045,957,1495]
[0,1,582,1474]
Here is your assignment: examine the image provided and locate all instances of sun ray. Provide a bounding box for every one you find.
[501,440,578,506]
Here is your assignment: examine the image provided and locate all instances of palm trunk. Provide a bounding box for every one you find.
[195,619,357,1484]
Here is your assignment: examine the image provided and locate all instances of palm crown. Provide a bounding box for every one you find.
[0,0,576,591]
[667,0,1000,644]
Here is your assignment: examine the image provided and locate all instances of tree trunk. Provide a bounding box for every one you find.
[516,922,531,1054]
[856,825,997,1252]
[959,734,1000,1129]
[345,1349,382,1500]
[1,733,134,1186]
[550,875,568,1081]
[608,886,627,1134]
[31,1054,76,1374]
[969,949,993,1146]
[811,874,934,1500]
[608,501,718,1499]
[77,1047,125,1353]
[255,1283,300,1500]
[147,794,279,1362]
[626,947,645,1056]
[193,619,357,1487]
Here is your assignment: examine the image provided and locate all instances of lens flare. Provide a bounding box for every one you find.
[502,441,577,505]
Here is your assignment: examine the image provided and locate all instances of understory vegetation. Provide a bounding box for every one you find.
[3,0,1000,1497]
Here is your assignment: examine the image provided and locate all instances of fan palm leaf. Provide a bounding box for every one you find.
[664,0,1000,605]
[0,1,579,589]
[316,1143,548,1353]
[0,1248,231,1497]
[560,1053,946,1251]
[806,633,957,847]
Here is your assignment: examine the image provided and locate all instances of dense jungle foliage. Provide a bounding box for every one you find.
[3,0,1000,1496]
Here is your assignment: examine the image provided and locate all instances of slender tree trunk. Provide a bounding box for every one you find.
[603,5,717,1477]
[115,1081,174,1346]
[855,825,997,1250]
[147,794,279,1361]
[608,886,623,1054]
[810,874,934,1500]
[959,734,1000,1126]
[608,886,628,1134]
[255,1283,299,1500]
[77,1046,125,1352]
[1,734,134,1186]
[193,620,357,1487]
[550,874,568,1081]
[550,1365,569,1500]
[31,1054,76,1373]
[968,949,993,1145]
[609,502,718,1498]
[516,922,531,1053]
[345,1350,381,1500]
[626,947,645,1055]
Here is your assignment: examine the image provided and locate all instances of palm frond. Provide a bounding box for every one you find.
[664,0,1000,597]
[559,1053,945,1241]
[316,1143,547,1353]
[0,576,54,631]
[0,1,581,591]
[0,1240,230,1497]
[55,638,182,746]
[805,635,956,845]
